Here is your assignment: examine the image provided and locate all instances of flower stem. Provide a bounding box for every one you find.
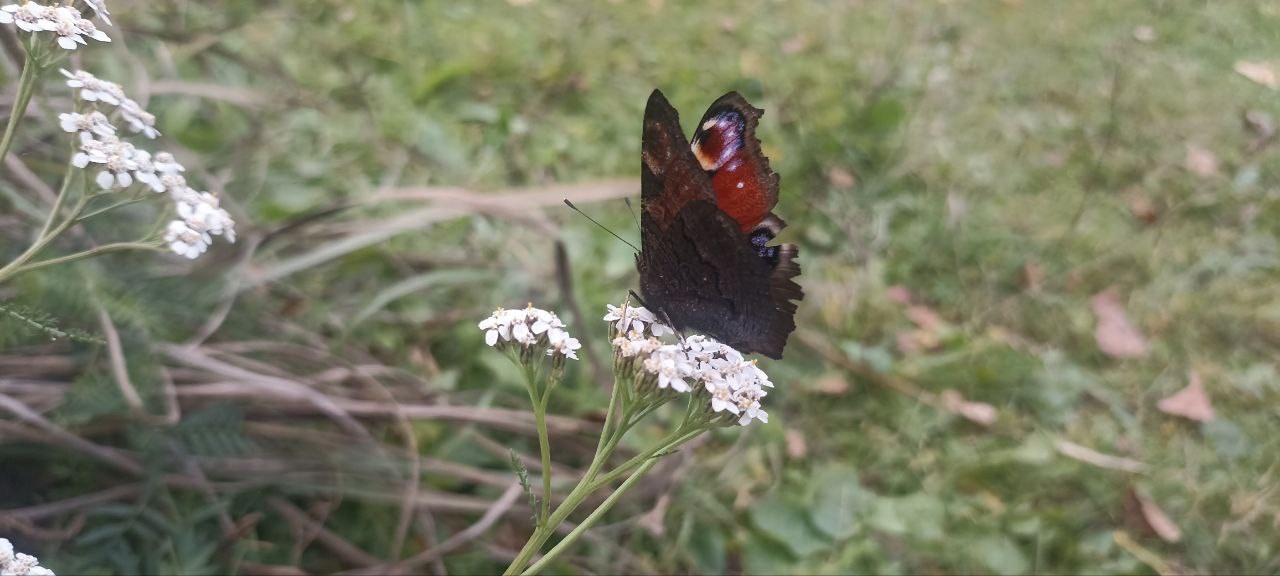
[0,171,86,285]
[0,49,41,166]
[529,377,553,525]
[9,240,162,276]
[520,457,660,576]
[503,375,627,575]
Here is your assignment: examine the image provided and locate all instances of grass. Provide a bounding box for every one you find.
[2,0,1279,574]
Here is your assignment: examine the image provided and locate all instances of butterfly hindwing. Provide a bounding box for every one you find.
[636,89,802,359]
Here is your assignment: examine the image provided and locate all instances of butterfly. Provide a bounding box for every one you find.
[636,89,803,359]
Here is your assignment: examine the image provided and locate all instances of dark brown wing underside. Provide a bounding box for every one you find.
[638,199,799,358]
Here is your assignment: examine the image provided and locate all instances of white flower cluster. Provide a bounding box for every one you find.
[478,305,581,360]
[59,69,235,259]
[0,539,54,576]
[607,304,771,426]
[0,1,110,50]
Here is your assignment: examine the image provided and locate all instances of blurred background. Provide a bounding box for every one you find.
[2,0,1279,573]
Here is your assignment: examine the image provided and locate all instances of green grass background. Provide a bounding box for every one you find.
[2,0,1279,574]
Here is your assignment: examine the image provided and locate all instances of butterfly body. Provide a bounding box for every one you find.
[636,90,802,359]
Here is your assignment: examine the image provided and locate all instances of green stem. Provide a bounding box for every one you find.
[528,374,553,525]
[521,458,660,576]
[587,426,703,492]
[10,240,161,276]
[0,179,86,285]
[504,376,627,575]
[0,50,40,166]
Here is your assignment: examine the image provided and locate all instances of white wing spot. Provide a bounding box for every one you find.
[702,119,718,131]
[736,181,745,189]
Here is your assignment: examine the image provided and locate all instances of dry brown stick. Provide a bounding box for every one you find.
[98,307,145,415]
[160,344,377,443]
[0,484,142,521]
[173,381,593,437]
[0,393,144,475]
[346,365,420,560]
[267,497,383,569]
[0,513,86,541]
[3,155,58,206]
[355,483,524,575]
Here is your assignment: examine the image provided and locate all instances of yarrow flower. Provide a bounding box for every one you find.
[603,303,673,337]
[0,538,55,576]
[0,2,111,50]
[56,69,235,260]
[61,69,158,138]
[606,303,772,426]
[478,305,580,361]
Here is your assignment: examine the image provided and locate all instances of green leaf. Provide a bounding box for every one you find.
[866,493,945,542]
[968,535,1030,576]
[750,494,831,558]
[686,522,726,575]
[810,465,873,540]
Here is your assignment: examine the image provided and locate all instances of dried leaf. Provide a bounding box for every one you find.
[886,285,913,305]
[940,389,997,426]
[1127,487,1182,543]
[1132,25,1156,43]
[827,166,856,189]
[1235,60,1279,90]
[1055,439,1146,473]
[1184,144,1219,178]
[1157,370,1215,422]
[1021,262,1044,292]
[1127,193,1159,224]
[1091,289,1149,359]
[782,34,810,55]
[785,428,808,459]
[814,373,850,395]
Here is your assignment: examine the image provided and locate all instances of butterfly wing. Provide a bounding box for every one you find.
[637,89,802,359]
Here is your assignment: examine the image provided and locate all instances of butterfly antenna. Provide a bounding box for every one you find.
[563,199,639,252]
[624,197,641,233]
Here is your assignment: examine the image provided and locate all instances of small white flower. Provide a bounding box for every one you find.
[84,0,110,25]
[61,69,123,105]
[118,98,158,138]
[478,308,513,346]
[547,328,581,360]
[604,303,654,334]
[0,3,54,33]
[165,220,210,259]
[0,538,55,576]
[153,152,185,175]
[161,173,193,198]
[58,111,115,141]
[49,6,88,50]
[705,378,739,415]
[642,344,694,393]
[650,321,674,337]
[75,16,110,42]
[130,149,165,192]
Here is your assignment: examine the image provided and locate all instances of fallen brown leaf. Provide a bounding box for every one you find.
[827,166,857,189]
[886,285,913,305]
[1157,370,1215,422]
[1184,144,1219,178]
[813,373,850,395]
[785,428,808,459]
[1127,487,1182,543]
[1235,60,1279,90]
[1092,289,1149,359]
[940,389,997,426]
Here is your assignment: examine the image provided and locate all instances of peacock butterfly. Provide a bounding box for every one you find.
[636,89,803,359]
